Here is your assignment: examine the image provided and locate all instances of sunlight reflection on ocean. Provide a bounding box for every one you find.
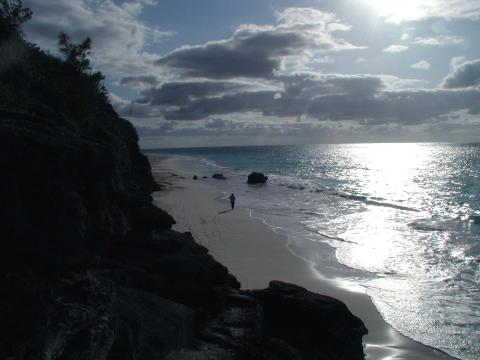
[149,143,480,360]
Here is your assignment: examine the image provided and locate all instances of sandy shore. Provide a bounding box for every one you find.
[151,155,456,360]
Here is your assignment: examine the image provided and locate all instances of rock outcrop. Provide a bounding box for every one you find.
[247,172,268,184]
[0,110,165,266]
[251,281,367,360]
[0,11,367,358]
[0,111,367,359]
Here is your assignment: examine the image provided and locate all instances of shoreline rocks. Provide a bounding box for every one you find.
[212,173,226,180]
[247,172,268,184]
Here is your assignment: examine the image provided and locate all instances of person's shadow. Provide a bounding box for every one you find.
[218,209,233,214]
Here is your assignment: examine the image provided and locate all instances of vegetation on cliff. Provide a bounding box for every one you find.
[1,0,107,128]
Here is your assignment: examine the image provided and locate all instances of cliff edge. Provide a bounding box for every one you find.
[0,3,367,358]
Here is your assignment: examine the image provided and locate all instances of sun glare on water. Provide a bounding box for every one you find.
[365,0,431,22]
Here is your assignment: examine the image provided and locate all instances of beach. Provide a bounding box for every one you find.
[151,155,457,360]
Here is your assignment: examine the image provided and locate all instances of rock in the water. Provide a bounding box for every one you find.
[247,172,268,184]
[212,173,226,180]
[193,175,198,180]
[469,215,480,224]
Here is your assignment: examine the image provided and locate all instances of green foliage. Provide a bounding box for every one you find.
[0,18,113,136]
[58,32,92,74]
[0,0,31,37]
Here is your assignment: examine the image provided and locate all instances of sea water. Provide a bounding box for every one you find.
[146,143,480,360]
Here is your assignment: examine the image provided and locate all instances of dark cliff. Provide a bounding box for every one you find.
[0,5,367,359]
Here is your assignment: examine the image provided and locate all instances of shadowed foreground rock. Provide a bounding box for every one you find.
[251,281,368,360]
[0,111,367,359]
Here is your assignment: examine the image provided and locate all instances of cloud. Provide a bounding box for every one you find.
[155,8,360,79]
[411,35,463,46]
[120,75,160,88]
[378,0,480,22]
[305,88,480,124]
[425,0,480,20]
[205,118,228,129]
[162,91,281,120]
[22,0,173,78]
[22,1,480,146]
[139,72,480,126]
[442,59,480,88]
[450,56,466,68]
[137,117,336,144]
[411,60,431,70]
[138,109,480,148]
[144,74,386,120]
[139,81,257,106]
[382,45,408,53]
[276,8,351,32]
[313,56,335,64]
[109,92,164,119]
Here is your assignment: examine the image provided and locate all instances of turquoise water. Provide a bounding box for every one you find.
[146,143,480,360]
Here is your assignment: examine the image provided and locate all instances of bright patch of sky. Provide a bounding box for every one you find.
[22,0,480,146]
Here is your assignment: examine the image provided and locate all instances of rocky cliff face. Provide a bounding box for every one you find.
[0,109,367,359]
[0,109,235,359]
[0,110,168,265]
[0,14,366,358]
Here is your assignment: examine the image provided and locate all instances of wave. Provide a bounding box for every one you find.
[314,188,419,212]
[200,157,228,169]
[317,232,357,244]
[195,158,421,213]
[304,224,358,244]
[287,184,306,190]
[365,199,419,212]
[272,175,419,212]
[408,219,447,232]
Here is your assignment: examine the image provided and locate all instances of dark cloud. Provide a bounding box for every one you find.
[442,59,480,89]
[155,31,302,79]
[109,93,161,118]
[144,73,480,124]
[137,119,332,139]
[140,81,251,106]
[120,75,160,87]
[306,88,480,124]
[155,9,358,79]
[163,91,280,120]
[205,118,227,129]
[147,74,384,120]
[281,74,384,99]
[136,121,176,136]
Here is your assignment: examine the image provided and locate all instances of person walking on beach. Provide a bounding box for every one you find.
[229,193,236,210]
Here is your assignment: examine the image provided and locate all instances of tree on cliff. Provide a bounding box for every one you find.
[58,32,93,74]
[0,0,109,127]
[0,0,31,37]
[56,32,108,122]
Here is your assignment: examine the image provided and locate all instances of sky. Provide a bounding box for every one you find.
[22,0,480,148]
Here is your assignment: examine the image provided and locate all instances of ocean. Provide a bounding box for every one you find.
[145,143,480,360]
